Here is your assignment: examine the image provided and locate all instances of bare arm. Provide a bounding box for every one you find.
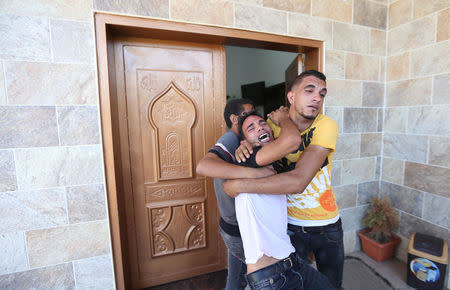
[223,145,330,197]
[196,152,275,179]
[254,117,301,166]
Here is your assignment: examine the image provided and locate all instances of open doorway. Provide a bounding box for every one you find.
[226,46,304,116]
[95,13,322,290]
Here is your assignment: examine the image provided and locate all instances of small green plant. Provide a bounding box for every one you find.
[363,196,400,244]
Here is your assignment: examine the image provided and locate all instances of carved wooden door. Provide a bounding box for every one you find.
[115,38,226,288]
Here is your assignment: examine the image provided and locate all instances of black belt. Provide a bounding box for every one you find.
[247,253,298,283]
[219,217,241,237]
[288,218,342,233]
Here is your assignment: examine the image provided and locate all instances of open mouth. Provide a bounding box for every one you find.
[258,133,270,143]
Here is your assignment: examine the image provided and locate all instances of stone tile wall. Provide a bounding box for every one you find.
[0,0,448,288]
[385,2,450,287]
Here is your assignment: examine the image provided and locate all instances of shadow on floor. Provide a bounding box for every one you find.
[145,270,227,290]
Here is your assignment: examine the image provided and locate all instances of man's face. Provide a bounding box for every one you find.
[242,115,273,146]
[287,75,327,120]
[239,104,254,117]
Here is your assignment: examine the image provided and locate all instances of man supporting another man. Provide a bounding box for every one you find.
[227,70,344,289]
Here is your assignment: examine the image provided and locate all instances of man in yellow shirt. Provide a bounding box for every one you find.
[225,70,343,289]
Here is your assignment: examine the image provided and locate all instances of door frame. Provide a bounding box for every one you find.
[94,12,323,289]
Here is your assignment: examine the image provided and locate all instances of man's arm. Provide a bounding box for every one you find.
[196,152,275,179]
[224,145,330,197]
[253,117,301,166]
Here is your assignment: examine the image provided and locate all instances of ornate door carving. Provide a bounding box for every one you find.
[115,39,226,288]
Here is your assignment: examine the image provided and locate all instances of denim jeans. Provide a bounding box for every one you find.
[246,253,333,290]
[219,228,247,290]
[287,219,344,290]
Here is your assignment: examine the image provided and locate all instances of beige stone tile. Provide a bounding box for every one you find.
[340,204,368,231]
[377,108,384,132]
[94,0,168,18]
[312,0,352,22]
[386,52,410,81]
[343,108,378,133]
[370,29,386,56]
[360,133,381,157]
[0,15,51,61]
[326,79,362,107]
[26,221,110,268]
[50,20,94,64]
[381,157,404,185]
[15,145,103,190]
[5,62,97,105]
[0,0,92,21]
[342,157,376,184]
[404,161,450,198]
[384,107,407,132]
[73,255,114,289]
[345,53,380,81]
[354,0,387,29]
[334,134,361,160]
[433,73,450,105]
[0,106,58,148]
[413,0,449,19]
[0,188,67,232]
[408,105,450,135]
[423,193,449,228]
[362,82,384,107]
[57,106,100,146]
[388,0,412,28]
[0,263,75,289]
[171,0,233,27]
[288,13,332,42]
[0,232,28,275]
[411,40,450,77]
[429,137,450,167]
[388,15,435,55]
[67,184,106,223]
[263,0,310,14]
[333,22,370,54]
[232,0,263,5]
[0,150,17,192]
[331,160,342,186]
[235,3,287,34]
[437,8,450,42]
[386,77,432,106]
[323,107,343,133]
[334,184,357,209]
[380,181,424,217]
[0,62,5,104]
[383,133,428,163]
[357,181,379,205]
[343,230,359,253]
[325,50,345,79]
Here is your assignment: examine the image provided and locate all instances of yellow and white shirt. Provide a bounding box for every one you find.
[268,113,339,227]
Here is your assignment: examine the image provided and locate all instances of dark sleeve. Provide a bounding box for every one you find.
[208,131,240,163]
[239,146,263,168]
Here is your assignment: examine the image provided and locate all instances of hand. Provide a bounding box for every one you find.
[223,179,239,198]
[267,106,289,126]
[235,140,255,163]
[252,165,276,178]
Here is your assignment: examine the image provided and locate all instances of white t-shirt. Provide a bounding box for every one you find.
[235,192,295,264]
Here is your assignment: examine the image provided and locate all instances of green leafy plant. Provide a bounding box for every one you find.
[362,196,400,244]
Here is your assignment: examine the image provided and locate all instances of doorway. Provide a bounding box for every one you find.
[95,13,322,289]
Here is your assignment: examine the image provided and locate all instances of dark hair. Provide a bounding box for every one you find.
[224,98,255,128]
[289,70,326,91]
[286,70,326,107]
[237,111,263,141]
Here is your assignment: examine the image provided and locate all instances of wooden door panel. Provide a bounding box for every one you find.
[116,39,226,288]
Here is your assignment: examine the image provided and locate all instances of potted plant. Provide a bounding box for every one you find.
[358,196,401,262]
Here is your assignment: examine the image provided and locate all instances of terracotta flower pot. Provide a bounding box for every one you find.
[358,229,401,262]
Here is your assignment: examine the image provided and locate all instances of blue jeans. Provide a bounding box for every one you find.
[246,253,333,290]
[219,228,247,290]
[287,219,344,290]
